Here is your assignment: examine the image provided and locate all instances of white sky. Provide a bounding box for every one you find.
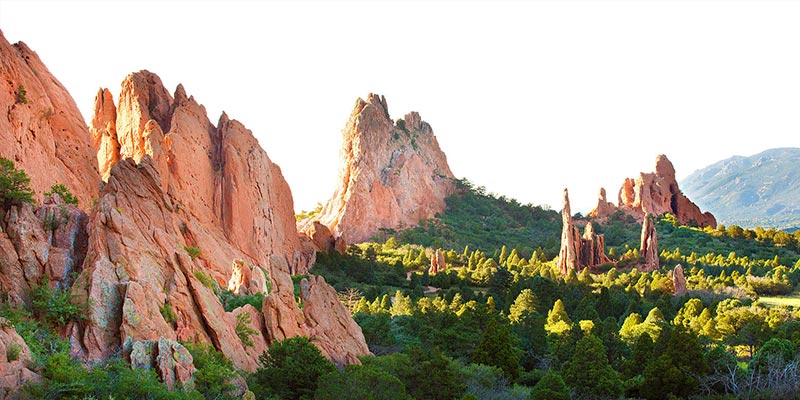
[2,0,799,213]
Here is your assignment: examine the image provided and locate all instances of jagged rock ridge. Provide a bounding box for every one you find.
[590,154,716,228]
[557,189,612,275]
[301,94,456,247]
[0,29,99,207]
[67,71,368,370]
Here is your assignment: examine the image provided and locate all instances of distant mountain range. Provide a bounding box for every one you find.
[680,148,800,230]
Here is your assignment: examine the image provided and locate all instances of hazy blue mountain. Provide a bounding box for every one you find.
[680,148,800,230]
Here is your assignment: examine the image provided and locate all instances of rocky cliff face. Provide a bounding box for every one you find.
[557,189,612,275]
[0,196,88,306]
[301,94,456,246]
[590,155,716,228]
[67,71,368,370]
[0,30,100,207]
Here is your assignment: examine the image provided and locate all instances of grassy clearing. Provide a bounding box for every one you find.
[757,290,800,308]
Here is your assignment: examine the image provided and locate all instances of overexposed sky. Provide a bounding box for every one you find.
[2,1,799,213]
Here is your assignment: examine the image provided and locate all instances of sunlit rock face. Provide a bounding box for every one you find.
[0,30,100,207]
[591,154,716,228]
[301,93,456,248]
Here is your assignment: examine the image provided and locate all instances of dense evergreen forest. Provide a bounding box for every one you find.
[6,179,800,399]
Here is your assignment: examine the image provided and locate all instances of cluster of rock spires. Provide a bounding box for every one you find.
[559,154,711,295]
[299,93,456,249]
[590,154,717,228]
[556,189,612,275]
[0,30,368,395]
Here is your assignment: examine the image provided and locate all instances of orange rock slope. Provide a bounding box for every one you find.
[301,94,456,247]
[590,154,716,228]
[68,71,368,370]
[0,29,99,207]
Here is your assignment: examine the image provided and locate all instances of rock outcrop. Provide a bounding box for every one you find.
[588,188,616,220]
[673,264,687,296]
[0,30,99,207]
[0,196,89,306]
[429,249,446,275]
[227,260,268,296]
[129,338,196,391]
[639,215,659,272]
[263,256,370,366]
[558,190,581,276]
[558,189,613,275]
[66,71,367,372]
[0,318,39,399]
[300,94,456,246]
[580,223,612,268]
[590,155,716,228]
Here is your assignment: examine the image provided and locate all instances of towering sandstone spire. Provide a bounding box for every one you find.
[301,94,456,247]
[558,189,612,275]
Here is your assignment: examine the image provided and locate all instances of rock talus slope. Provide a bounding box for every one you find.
[0,29,99,206]
[302,94,456,246]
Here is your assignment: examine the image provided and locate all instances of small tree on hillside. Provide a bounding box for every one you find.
[0,157,35,209]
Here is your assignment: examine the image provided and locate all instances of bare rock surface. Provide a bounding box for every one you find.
[0,318,40,399]
[301,94,456,246]
[0,29,99,207]
[591,155,716,227]
[558,189,613,275]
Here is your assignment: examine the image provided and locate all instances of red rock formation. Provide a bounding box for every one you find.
[67,72,367,371]
[558,189,613,275]
[0,196,88,306]
[227,260,268,296]
[429,249,446,275]
[0,30,99,207]
[301,94,456,246]
[303,221,336,253]
[263,256,369,366]
[588,188,616,220]
[639,215,659,272]
[673,264,687,296]
[580,223,612,268]
[590,155,716,228]
[0,318,39,397]
[129,338,196,391]
[558,189,581,276]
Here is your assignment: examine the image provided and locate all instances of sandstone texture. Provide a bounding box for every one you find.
[0,196,89,306]
[263,256,369,366]
[0,318,39,399]
[590,155,716,227]
[0,30,99,207]
[588,188,616,220]
[300,94,456,246]
[66,71,368,371]
[557,189,612,275]
[639,215,659,272]
[429,248,446,275]
[673,264,687,296]
[129,337,196,391]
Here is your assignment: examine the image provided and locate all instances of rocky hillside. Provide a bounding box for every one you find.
[301,94,456,248]
[681,147,800,230]
[1,31,369,394]
[0,29,99,206]
[590,154,716,228]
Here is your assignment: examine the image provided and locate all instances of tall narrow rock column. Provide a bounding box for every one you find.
[557,189,581,276]
[640,215,659,272]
